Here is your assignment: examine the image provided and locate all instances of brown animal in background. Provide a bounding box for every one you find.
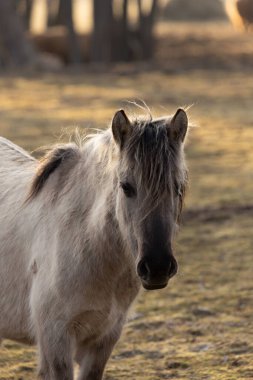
[225,0,253,30]
[29,27,90,63]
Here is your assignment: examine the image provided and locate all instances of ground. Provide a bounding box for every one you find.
[0,22,253,380]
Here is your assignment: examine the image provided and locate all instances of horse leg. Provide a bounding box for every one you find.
[36,322,73,380]
[76,324,123,380]
[37,348,50,380]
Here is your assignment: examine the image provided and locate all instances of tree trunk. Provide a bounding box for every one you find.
[15,0,33,30]
[0,0,37,67]
[112,0,130,61]
[48,0,60,27]
[56,0,81,64]
[23,0,33,30]
[92,0,113,62]
[57,0,65,25]
[91,0,157,63]
[138,0,158,59]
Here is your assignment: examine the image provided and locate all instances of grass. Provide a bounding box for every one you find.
[1,21,253,380]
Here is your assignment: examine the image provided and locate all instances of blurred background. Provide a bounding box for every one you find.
[0,1,253,379]
[1,0,253,68]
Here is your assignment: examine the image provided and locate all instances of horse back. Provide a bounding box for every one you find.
[0,137,36,166]
[0,138,37,341]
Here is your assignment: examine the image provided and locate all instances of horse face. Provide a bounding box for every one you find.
[116,176,180,290]
[137,202,179,290]
[112,108,188,290]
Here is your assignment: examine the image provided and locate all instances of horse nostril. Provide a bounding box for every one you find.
[137,260,150,280]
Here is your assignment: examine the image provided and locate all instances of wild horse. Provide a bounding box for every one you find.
[0,108,188,379]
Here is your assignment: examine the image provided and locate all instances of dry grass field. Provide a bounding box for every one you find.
[0,22,253,380]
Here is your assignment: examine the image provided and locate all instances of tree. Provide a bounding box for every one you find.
[0,0,37,67]
[137,0,158,60]
[57,0,81,64]
[16,0,33,30]
[91,0,113,62]
[91,0,158,62]
[46,0,81,64]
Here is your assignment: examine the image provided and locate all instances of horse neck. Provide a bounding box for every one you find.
[81,133,124,250]
[78,136,133,276]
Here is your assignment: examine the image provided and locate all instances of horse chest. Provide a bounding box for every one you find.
[72,297,123,344]
[72,271,140,344]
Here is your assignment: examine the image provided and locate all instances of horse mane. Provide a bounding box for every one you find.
[27,143,80,200]
[124,116,188,219]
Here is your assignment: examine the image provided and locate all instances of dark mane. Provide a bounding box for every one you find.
[27,144,80,201]
[125,118,188,219]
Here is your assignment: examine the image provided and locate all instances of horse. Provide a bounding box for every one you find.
[0,108,189,380]
[224,0,253,30]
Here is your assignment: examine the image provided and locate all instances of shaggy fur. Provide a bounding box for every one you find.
[0,109,189,380]
[125,117,187,217]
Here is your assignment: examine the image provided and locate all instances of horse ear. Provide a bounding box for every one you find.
[169,108,188,143]
[112,110,131,148]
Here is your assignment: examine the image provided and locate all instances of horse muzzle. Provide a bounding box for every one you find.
[141,279,169,290]
[137,256,178,291]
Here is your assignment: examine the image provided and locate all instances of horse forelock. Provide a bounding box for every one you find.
[123,118,188,218]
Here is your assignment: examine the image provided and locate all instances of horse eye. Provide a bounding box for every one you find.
[120,182,136,198]
[175,184,183,198]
